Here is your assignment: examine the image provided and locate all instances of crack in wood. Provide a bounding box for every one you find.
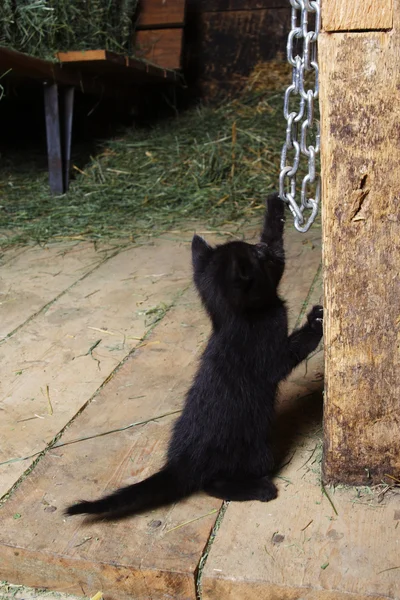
[349,174,370,221]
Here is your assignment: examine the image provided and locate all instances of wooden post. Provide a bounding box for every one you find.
[320,0,400,484]
[43,82,64,195]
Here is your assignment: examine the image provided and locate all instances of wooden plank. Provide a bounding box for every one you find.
[202,246,400,599]
[0,47,130,97]
[56,50,125,64]
[0,47,59,82]
[136,0,186,29]
[203,464,400,600]
[0,221,321,598]
[0,285,221,600]
[0,237,190,498]
[56,49,179,82]
[322,0,393,31]
[135,29,183,69]
[319,18,400,483]
[205,583,393,600]
[0,241,117,340]
[0,46,177,101]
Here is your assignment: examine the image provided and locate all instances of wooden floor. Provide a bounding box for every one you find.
[0,223,398,600]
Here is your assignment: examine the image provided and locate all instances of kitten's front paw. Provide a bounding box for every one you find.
[307,305,323,335]
[266,192,286,222]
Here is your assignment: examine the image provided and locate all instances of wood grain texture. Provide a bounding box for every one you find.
[0,285,221,600]
[204,580,395,600]
[203,353,400,599]
[56,50,178,81]
[0,224,322,599]
[322,0,393,31]
[0,238,189,497]
[0,242,116,340]
[0,47,176,98]
[136,0,186,28]
[56,50,124,63]
[319,15,400,483]
[135,29,183,69]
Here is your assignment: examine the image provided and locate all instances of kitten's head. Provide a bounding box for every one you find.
[192,235,283,320]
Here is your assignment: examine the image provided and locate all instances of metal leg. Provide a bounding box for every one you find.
[43,82,63,195]
[62,86,75,192]
[43,83,75,194]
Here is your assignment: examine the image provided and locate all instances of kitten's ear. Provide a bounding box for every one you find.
[191,235,212,270]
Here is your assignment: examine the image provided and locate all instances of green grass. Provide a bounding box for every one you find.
[0,0,138,60]
[0,88,291,249]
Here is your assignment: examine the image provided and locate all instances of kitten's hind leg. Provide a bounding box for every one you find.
[205,476,277,503]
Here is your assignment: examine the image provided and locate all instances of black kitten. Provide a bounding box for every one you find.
[66,193,323,520]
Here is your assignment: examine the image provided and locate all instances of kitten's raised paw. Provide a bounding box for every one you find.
[266,192,286,222]
[307,305,323,335]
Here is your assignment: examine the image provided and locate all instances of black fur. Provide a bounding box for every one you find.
[66,193,323,520]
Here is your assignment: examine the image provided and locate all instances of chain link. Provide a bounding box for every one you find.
[279,0,321,233]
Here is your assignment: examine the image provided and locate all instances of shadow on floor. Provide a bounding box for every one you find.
[273,382,324,470]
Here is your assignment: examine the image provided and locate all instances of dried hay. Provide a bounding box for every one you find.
[0,64,301,249]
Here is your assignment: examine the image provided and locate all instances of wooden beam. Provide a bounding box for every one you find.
[56,49,179,82]
[136,0,186,29]
[320,1,400,484]
[0,46,68,85]
[56,49,125,64]
[0,47,128,97]
[0,284,221,600]
[322,0,393,31]
[0,46,178,95]
[135,29,183,69]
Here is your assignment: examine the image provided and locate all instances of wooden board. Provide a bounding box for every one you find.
[202,255,400,599]
[0,220,323,599]
[322,0,393,31]
[0,47,61,83]
[0,237,190,498]
[56,50,125,64]
[319,9,400,483]
[0,47,125,97]
[0,241,117,340]
[56,50,179,82]
[135,29,183,69]
[136,0,186,29]
[203,467,400,600]
[0,285,221,600]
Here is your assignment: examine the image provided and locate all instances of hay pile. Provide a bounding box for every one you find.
[0,64,296,248]
[0,0,138,60]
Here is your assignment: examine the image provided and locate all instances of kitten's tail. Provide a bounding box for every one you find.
[65,465,195,520]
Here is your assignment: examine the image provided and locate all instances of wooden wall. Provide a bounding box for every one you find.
[184,0,290,99]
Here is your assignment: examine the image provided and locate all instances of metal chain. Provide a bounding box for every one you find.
[279,0,321,233]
